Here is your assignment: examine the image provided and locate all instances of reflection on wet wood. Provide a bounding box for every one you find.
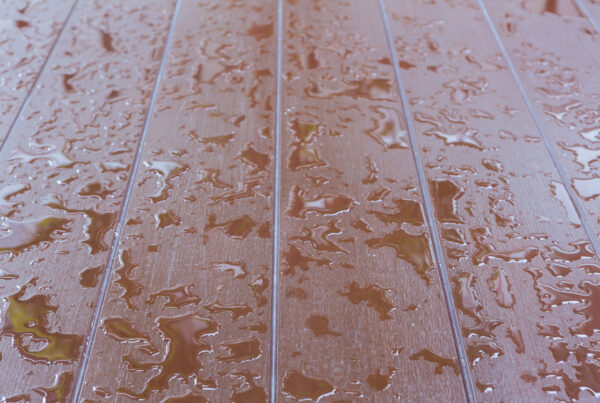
[1,0,600,401]
[0,0,177,398]
[277,0,465,401]
[0,0,76,140]
[78,0,276,400]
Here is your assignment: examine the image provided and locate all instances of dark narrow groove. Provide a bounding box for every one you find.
[0,0,81,154]
[269,0,283,400]
[478,0,600,261]
[377,1,476,401]
[573,0,600,33]
[70,0,182,399]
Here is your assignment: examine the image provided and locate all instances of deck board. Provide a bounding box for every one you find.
[384,0,600,401]
[276,0,466,401]
[0,0,176,399]
[78,0,277,400]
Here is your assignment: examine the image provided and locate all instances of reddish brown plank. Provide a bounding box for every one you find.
[77,0,277,400]
[484,0,600,248]
[384,0,600,400]
[0,0,177,400]
[276,0,466,401]
[0,0,76,139]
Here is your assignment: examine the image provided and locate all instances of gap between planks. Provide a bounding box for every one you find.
[269,0,284,401]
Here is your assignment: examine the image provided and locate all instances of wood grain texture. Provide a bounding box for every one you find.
[0,0,75,140]
[276,0,466,401]
[0,0,177,400]
[484,0,600,236]
[78,0,277,400]
[384,0,600,400]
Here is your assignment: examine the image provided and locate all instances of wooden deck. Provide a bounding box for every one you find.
[2,0,600,401]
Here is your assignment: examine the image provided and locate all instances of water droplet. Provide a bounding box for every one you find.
[204,301,252,321]
[291,220,348,254]
[368,198,424,225]
[115,250,143,310]
[282,371,334,401]
[453,272,483,319]
[198,261,248,279]
[79,266,102,288]
[429,179,464,223]
[366,367,395,391]
[45,197,115,254]
[366,106,408,150]
[210,179,260,205]
[32,372,73,402]
[1,280,82,363]
[143,160,187,203]
[228,371,267,403]
[282,244,331,275]
[205,214,256,239]
[146,284,200,308]
[247,23,274,40]
[286,186,354,218]
[0,216,70,256]
[572,177,600,200]
[471,226,538,265]
[155,210,181,229]
[237,145,270,175]
[217,338,261,363]
[487,268,515,308]
[550,181,581,226]
[100,29,115,52]
[507,327,525,354]
[117,314,217,399]
[78,182,115,200]
[543,240,594,262]
[339,282,395,320]
[365,229,434,283]
[409,349,459,374]
[101,317,157,355]
[306,315,341,337]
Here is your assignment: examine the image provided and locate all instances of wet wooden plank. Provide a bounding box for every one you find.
[0,0,177,400]
[78,0,277,401]
[484,0,600,241]
[276,0,466,401]
[0,0,76,139]
[384,0,600,400]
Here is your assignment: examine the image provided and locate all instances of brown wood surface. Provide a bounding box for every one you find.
[78,0,277,401]
[0,0,76,139]
[0,0,177,399]
[4,0,600,401]
[384,0,600,401]
[276,0,466,402]
[484,0,600,239]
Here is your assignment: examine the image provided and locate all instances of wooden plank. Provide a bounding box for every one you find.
[484,0,600,244]
[276,0,466,401]
[384,0,600,400]
[0,0,177,400]
[77,0,277,401]
[0,0,75,139]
